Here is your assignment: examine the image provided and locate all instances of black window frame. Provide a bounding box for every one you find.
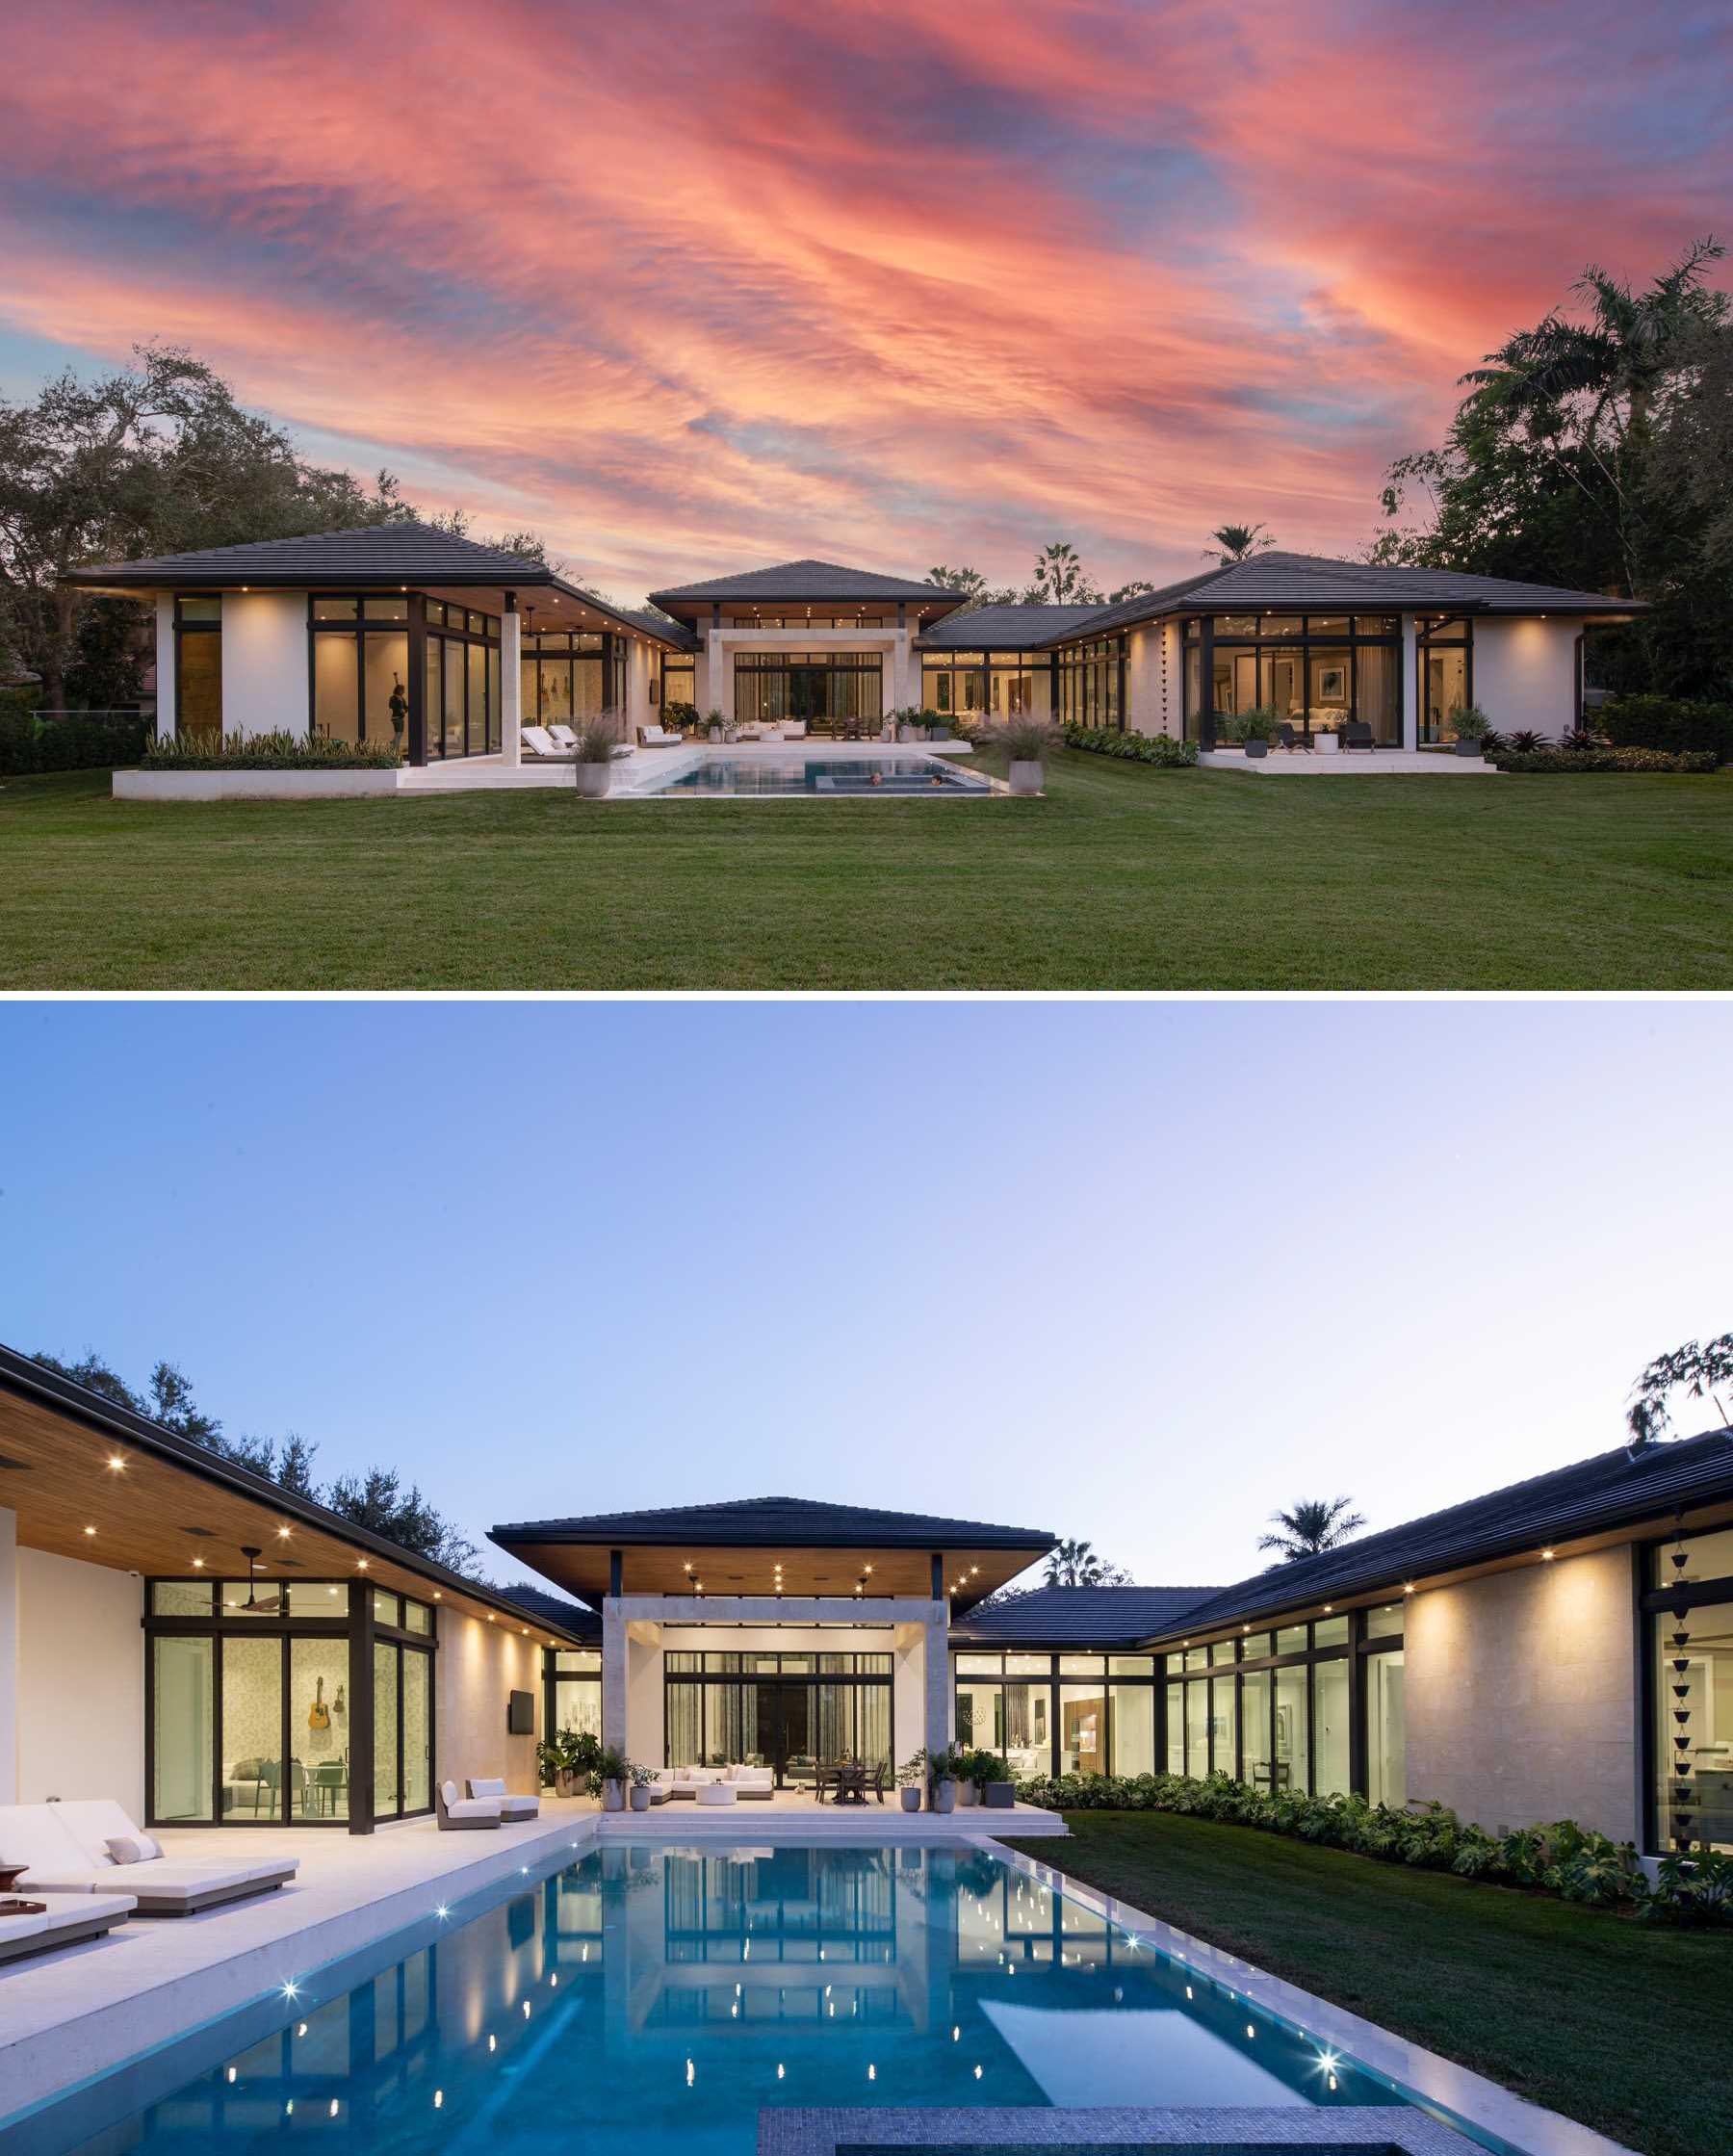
[1181,613,1405,748]
[1415,614,1475,746]
[662,1649,893,1784]
[952,1648,1160,1779]
[172,595,222,739]
[306,591,419,750]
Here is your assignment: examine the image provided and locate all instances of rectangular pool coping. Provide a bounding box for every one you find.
[763,2105,1478,2156]
[975,1838,1635,2156]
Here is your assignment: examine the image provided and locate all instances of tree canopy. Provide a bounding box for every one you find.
[1257,1496,1365,1566]
[1043,1536,1131,1587]
[1625,1330,1733,1444]
[32,1349,479,1573]
[1371,239,1732,696]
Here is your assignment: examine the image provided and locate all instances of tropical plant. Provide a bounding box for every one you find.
[1061,725,1196,767]
[661,698,697,734]
[1204,523,1275,565]
[142,727,403,770]
[590,1744,630,1796]
[1626,1329,1733,1443]
[1449,704,1491,741]
[572,712,619,764]
[1256,1497,1365,1565]
[1229,704,1280,742]
[896,1753,930,1789]
[1044,1537,1131,1588]
[536,1727,597,1788]
[967,1750,1011,1786]
[1504,729,1549,753]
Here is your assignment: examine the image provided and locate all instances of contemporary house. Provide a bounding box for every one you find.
[4,1341,1727,1856]
[65,527,1642,764]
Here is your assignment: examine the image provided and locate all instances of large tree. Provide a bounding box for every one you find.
[0,345,411,710]
[1372,240,1732,695]
[32,1349,477,1572]
[1256,1496,1365,1566]
[1043,1536,1131,1588]
[1204,523,1275,565]
[1625,1330,1733,1444]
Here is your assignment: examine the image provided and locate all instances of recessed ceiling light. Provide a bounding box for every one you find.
[107,1455,124,1471]
[83,1524,96,1536]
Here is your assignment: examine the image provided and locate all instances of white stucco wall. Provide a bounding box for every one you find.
[222,591,309,740]
[1406,1545,1641,1842]
[0,1508,16,1800]
[436,1604,543,1796]
[14,1546,145,1817]
[1470,618,1580,740]
[1124,623,1180,737]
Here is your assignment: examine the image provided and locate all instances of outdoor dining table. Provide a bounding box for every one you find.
[831,1764,868,1804]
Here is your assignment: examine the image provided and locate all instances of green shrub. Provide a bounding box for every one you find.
[1597,694,1733,764]
[141,729,402,771]
[1490,744,1720,773]
[1062,725,1197,766]
[1005,1767,1717,1920]
[0,701,152,774]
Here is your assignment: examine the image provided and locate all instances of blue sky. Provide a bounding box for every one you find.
[2,1000,1727,1598]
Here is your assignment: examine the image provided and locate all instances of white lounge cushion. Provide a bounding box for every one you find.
[466,1778,538,1818]
[723,1765,773,1789]
[676,1767,719,1786]
[446,1799,502,1821]
[521,726,567,759]
[468,1778,506,1798]
[105,1831,163,1864]
[42,1803,297,1899]
[0,1803,99,1890]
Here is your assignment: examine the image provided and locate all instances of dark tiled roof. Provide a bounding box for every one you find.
[949,1584,1219,1648]
[618,607,698,650]
[917,605,1101,650]
[1041,552,1643,645]
[1143,1428,1733,1642]
[496,1581,603,1637]
[649,559,966,606]
[492,1494,1055,1550]
[65,522,563,589]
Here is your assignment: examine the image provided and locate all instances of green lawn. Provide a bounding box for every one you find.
[1006,1811,1731,2156]
[3,753,1731,988]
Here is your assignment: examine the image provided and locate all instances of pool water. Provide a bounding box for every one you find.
[646,757,990,795]
[20,1844,1403,2154]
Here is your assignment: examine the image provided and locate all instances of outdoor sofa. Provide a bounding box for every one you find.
[653,1765,774,1802]
[0,1888,137,1964]
[466,1776,539,1820]
[436,1779,502,1830]
[0,1800,297,1915]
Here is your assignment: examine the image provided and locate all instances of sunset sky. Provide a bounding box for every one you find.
[3,0,1728,601]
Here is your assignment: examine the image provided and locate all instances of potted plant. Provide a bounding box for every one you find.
[1451,704,1492,758]
[896,706,926,743]
[997,716,1057,797]
[573,714,618,797]
[923,706,951,743]
[1313,720,1340,757]
[592,1743,630,1811]
[973,1753,1016,1809]
[628,1761,658,1812]
[927,1744,964,1814]
[537,1727,597,1798]
[706,707,726,744]
[896,1755,926,1813]
[1236,706,1279,759]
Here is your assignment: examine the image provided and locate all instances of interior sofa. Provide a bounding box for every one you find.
[0,1801,297,1916]
[0,1888,137,1964]
[654,1764,774,1802]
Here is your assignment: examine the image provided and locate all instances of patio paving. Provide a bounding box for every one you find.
[1199,748,1499,774]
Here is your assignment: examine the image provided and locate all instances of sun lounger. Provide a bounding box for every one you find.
[0,1888,137,1963]
[0,1801,297,1915]
[521,725,572,760]
[467,1776,539,1820]
[436,1779,503,1830]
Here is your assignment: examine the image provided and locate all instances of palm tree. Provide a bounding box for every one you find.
[1044,1537,1130,1588]
[1029,542,1100,604]
[1204,523,1275,565]
[1257,1497,1365,1566]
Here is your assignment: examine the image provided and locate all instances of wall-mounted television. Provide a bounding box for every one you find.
[507,1689,535,1736]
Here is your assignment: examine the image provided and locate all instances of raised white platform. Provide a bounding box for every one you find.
[399,738,978,795]
[1200,748,1498,775]
[605,1791,1065,1837]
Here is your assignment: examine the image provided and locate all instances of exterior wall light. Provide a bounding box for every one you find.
[107,1454,124,1470]
[1541,1548,1555,1560]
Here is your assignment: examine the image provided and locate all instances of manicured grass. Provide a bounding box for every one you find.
[1006,1810,1732,2156]
[3,754,1731,988]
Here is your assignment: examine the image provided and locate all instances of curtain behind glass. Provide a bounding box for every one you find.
[153,1636,214,1821]
[1356,642,1399,743]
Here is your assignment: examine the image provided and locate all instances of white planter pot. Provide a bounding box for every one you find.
[576,764,611,798]
[708,727,723,743]
[1008,760,1044,796]
[957,1779,978,1806]
[1314,733,1339,756]
[899,1786,921,1812]
[601,1779,625,1812]
[629,1784,652,1811]
[930,1778,957,1815]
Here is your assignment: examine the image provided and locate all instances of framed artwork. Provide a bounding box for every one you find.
[1317,664,1347,703]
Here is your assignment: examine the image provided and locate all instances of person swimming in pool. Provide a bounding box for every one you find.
[870,771,884,787]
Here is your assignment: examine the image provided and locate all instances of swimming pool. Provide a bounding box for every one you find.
[13,1843,1419,2154]
[639,756,992,795]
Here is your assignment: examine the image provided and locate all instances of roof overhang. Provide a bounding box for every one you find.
[0,1348,589,1647]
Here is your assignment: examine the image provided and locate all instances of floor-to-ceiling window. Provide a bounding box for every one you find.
[309,595,413,750]
[662,1649,892,1783]
[145,1577,433,1827]
[547,1648,603,1749]
[1417,617,1474,744]
[1056,636,1125,729]
[659,659,697,726]
[920,652,987,720]
[420,602,501,759]
[174,596,222,738]
[1645,1525,1733,1852]
[1183,613,1403,745]
[1164,1615,1363,1794]
[736,653,883,731]
[953,1650,1158,1777]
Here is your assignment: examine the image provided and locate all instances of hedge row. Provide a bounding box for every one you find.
[1061,725,1197,767]
[1489,744,1720,774]
[141,729,403,770]
[0,705,152,774]
[1012,1768,1733,1925]
[1596,694,1733,764]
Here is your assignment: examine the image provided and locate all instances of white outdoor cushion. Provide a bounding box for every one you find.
[695,1781,737,1806]
[105,1832,163,1864]
[446,1798,502,1821]
[44,1802,297,1899]
[498,1795,539,1817]
[468,1778,506,1799]
[0,1804,102,1891]
[676,1767,718,1785]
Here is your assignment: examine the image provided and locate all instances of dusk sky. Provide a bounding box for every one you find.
[3,1,1729,600]
[4,1000,1728,1598]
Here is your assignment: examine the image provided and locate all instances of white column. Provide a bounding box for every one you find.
[892,629,912,713]
[153,595,175,740]
[923,1600,951,1755]
[1401,615,1419,749]
[602,1599,627,1753]
[502,603,522,766]
[0,1508,17,1801]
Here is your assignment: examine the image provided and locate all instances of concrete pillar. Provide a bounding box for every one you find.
[502,596,522,766]
[892,627,912,714]
[923,1601,950,1755]
[602,1600,627,1753]
[0,1508,17,1801]
[153,595,175,740]
[1401,616,1419,749]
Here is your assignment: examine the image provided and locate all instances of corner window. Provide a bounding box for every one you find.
[174,596,222,739]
